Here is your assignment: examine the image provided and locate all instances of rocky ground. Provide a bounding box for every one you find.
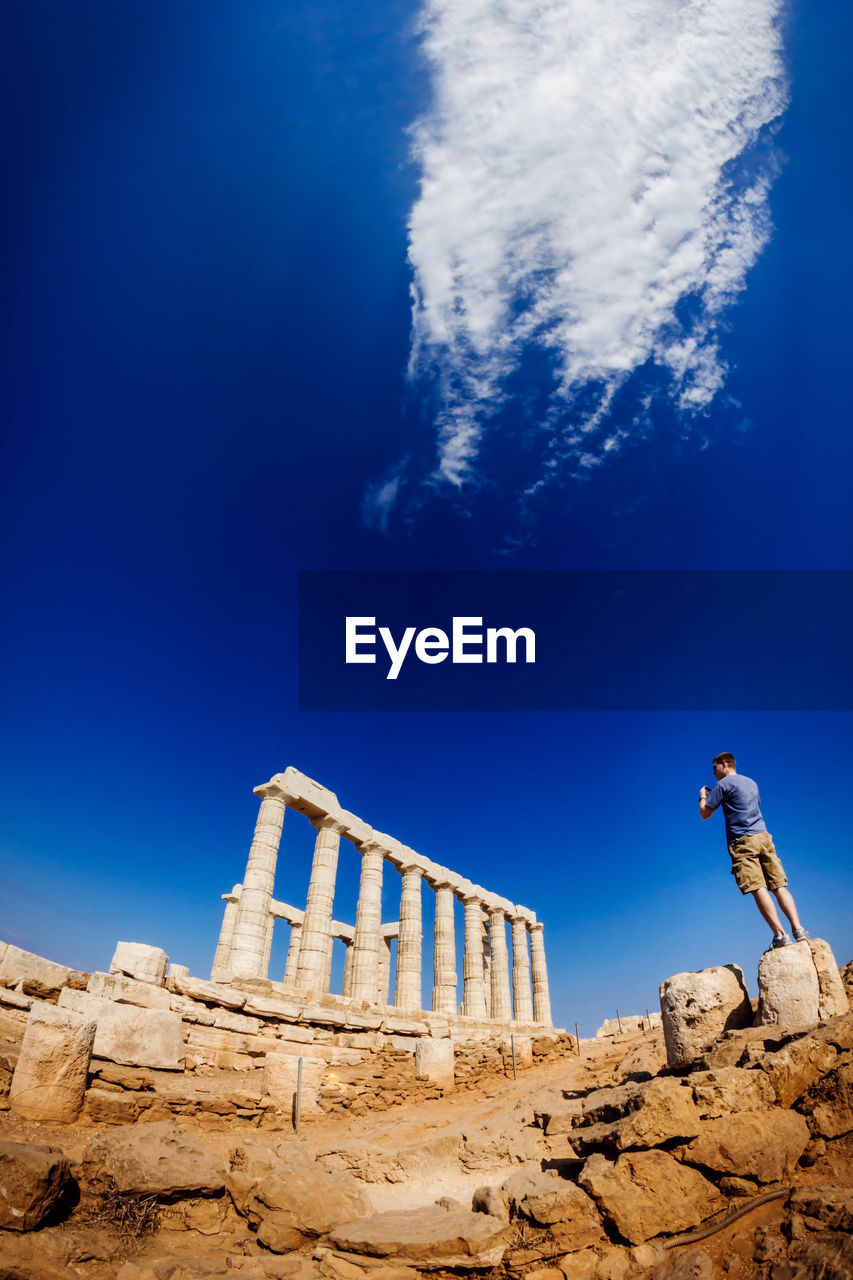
[2,976,853,1280]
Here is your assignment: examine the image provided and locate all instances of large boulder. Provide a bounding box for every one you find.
[85,1119,225,1196]
[681,1110,810,1183]
[800,1062,853,1139]
[58,989,182,1069]
[509,1172,602,1252]
[579,1150,724,1245]
[808,939,849,1021]
[659,966,752,1067]
[328,1205,509,1268]
[756,942,820,1027]
[248,1158,373,1252]
[0,1142,74,1231]
[9,1004,96,1122]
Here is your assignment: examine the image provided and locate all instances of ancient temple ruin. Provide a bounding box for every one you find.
[212,767,552,1029]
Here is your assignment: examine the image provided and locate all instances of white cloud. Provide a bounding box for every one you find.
[407,0,787,486]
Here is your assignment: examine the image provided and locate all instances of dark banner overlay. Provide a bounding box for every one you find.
[298,571,853,711]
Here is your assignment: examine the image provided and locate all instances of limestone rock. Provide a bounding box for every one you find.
[755,943,820,1027]
[415,1038,454,1088]
[471,1184,508,1221]
[263,1052,325,1115]
[788,1184,853,1234]
[579,1150,724,1245]
[800,1062,853,1139]
[9,1004,95,1122]
[642,1248,713,1279]
[0,1141,73,1231]
[757,1035,838,1107]
[514,1176,602,1251]
[249,1161,373,1252]
[659,966,752,1068]
[87,971,172,1010]
[0,945,71,993]
[681,1109,809,1183]
[689,1066,776,1117]
[85,1118,225,1196]
[808,938,849,1021]
[58,989,182,1069]
[615,1078,702,1149]
[328,1205,509,1268]
[110,942,168,986]
[226,1137,298,1217]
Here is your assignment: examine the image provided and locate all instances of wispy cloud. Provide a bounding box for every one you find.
[406,0,788,488]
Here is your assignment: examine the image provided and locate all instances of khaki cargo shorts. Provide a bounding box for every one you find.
[728,831,788,895]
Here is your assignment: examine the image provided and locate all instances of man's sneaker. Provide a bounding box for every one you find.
[793,927,810,942]
[766,933,792,951]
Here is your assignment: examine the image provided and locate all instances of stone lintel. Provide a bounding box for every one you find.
[339,810,373,845]
[269,900,305,924]
[308,813,347,835]
[381,922,400,939]
[262,767,340,818]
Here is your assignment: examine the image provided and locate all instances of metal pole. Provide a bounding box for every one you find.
[294,1057,303,1133]
[510,1034,517,1080]
[575,1022,581,1056]
[616,1009,623,1034]
[644,1007,650,1035]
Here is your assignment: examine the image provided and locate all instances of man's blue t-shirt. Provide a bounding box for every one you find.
[705,773,767,841]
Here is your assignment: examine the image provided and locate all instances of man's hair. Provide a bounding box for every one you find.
[712,752,737,768]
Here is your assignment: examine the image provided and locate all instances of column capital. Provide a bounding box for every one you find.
[399,862,424,878]
[529,921,544,934]
[309,814,347,836]
[356,839,388,857]
[253,781,285,801]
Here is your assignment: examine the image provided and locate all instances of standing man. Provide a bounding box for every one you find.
[699,752,809,950]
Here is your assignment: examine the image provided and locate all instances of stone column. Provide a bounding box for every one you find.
[510,916,534,1021]
[431,882,457,1016]
[210,886,242,981]
[482,914,492,1017]
[261,911,275,982]
[342,941,354,997]
[228,786,286,979]
[377,936,393,1005]
[529,922,553,1026]
[394,864,423,1011]
[462,897,488,1019]
[283,923,302,986]
[294,816,344,995]
[349,842,385,1001]
[488,909,512,1022]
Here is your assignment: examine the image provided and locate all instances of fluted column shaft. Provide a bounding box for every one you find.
[349,844,385,1001]
[228,789,286,978]
[294,816,343,994]
[283,923,302,986]
[510,916,534,1021]
[529,922,553,1026]
[394,865,423,1011]
[482,916,492,1017]
[342,941,354,997]
[211,886,242,981]
[432,884,457,1015]
[462,898,488,1018]
[377,936,393,1005]
[488,909,512,1021]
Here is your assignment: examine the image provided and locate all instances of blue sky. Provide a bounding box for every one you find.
[1,0,850,1030]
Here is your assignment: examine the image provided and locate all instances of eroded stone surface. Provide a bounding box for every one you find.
[756,944,820,1028]
[249,1162,374,1252]
[58,989,182,1069]
[328,1205,509,1268]
[757,1035,838,1107]
[87,971,172,1010]
[659,966,752,1068]
[414,1038,454,1088]
[689,1066,775,1117]
[9,1004,96,1122]
[579,1150,724,1245]
[110,942,169,986]
[0,945,71,993]
[85,1118,225,1196]
[681,1109,810,1183]
[808,939,849,1021]
[0,1141,73,1231]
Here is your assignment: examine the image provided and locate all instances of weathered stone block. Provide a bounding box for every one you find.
[689,1066,775,1117]
[758,1035,838,1107]
[0,1141,73,1231]
[682,1110,810,1183]
[0,945,71,993]
[87,971,172,1010]
[58,989,182,1069]
[415,1037,454,1088]
[808,939,849,1021]
[659,965,752,1067]
[328,1205,509,1268]
[109,941,168,986]
[249,1159,373,1252]
[756,944,820,1027]
[9,1004,95,1122]
[262,1052,324,1114]
[85,1118,225,1195]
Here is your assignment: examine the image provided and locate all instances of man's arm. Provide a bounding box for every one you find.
[698,787,715,820]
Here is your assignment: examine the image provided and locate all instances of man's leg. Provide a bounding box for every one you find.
[751,887,786,936]
[773,886,803,934]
